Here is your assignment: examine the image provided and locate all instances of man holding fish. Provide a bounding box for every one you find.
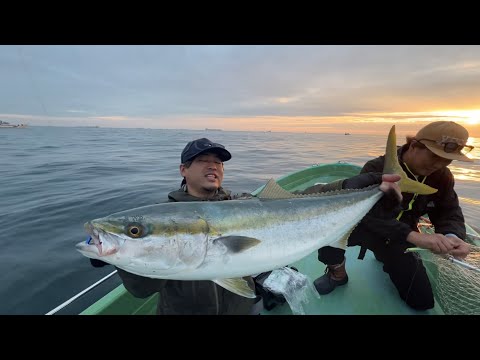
[313,121,473,311]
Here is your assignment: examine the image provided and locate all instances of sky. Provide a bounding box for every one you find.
[1,45,480,136]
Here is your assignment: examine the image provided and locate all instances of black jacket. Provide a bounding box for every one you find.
[115,186,257,315]
[348,144,466,246]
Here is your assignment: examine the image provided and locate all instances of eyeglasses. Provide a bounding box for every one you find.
[417,138,474,155]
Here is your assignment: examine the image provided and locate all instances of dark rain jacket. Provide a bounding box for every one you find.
[116,186,257,315]
[348,144,466,247]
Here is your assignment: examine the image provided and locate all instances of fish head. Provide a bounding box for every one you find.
[76,207,211,277]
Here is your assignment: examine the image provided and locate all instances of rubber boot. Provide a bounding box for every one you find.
[313,258,348,295]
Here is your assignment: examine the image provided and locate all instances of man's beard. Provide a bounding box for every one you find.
[202,184,219,193]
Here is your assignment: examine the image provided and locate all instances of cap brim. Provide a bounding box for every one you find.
[424,144,474,162]
[196,147,232,162]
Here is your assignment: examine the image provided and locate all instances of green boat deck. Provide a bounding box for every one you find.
[261,247,443,315]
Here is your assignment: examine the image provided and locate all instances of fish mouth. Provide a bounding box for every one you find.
[76,222,123,258]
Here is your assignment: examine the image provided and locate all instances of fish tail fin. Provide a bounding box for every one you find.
[383,125,438,195]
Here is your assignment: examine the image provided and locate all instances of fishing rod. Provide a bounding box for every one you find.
[405,248,480,273]
[444,254,480,273]
[45,270,118,315]
[467,232,480,241]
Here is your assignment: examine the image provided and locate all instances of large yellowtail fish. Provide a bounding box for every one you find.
[76,126,436,298]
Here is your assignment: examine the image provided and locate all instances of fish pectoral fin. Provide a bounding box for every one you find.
[257,178,297,199]
[214,236,261,253]
[383,125,438,195]
[213,277,257,298]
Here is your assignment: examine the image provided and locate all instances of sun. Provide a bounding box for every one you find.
[464,110,480,125]
[458,110,480,125]
[465,116,480,125]
[432,110,480,125]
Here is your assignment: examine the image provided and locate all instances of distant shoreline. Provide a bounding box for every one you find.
[0,120,28,128]
[14,125,480,138]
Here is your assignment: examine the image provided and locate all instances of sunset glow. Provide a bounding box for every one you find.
[2,45,480,137]
[431,110,480,126]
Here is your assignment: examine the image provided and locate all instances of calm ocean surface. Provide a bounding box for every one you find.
[2,126,479,315]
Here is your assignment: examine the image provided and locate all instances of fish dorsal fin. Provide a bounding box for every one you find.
[213,277,257,298]
[257,178,297,199]
[384,125,438,195]
[214,236,261,253]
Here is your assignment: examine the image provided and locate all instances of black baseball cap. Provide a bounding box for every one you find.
[181,138,232,163]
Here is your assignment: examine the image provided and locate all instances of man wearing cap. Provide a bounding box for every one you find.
[313,121,473,311]
[111,137,264,314]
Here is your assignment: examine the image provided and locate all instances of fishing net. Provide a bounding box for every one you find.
[417,218,480,315]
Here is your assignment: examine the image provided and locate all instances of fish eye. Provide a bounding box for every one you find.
[126,223,145,238]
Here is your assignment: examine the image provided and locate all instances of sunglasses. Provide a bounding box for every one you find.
[417,138,474,155]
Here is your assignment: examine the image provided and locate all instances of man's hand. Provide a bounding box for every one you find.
[407,232,471,259]
[90,259,109,268]
[342,172,402,202]
[379,174,402,202]
[445,235,471,259]
[342,172,402,221]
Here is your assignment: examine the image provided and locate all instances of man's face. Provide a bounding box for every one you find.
[180,152,224,194]
[408,145,453,176]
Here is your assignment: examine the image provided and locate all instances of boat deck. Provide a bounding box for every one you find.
[261,246,443,315]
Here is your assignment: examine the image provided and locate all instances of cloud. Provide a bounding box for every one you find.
[1,45,480,132]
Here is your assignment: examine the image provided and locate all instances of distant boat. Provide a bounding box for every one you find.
[0,120,27,128]
[344,132,351,135]
[205,128,222,131]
